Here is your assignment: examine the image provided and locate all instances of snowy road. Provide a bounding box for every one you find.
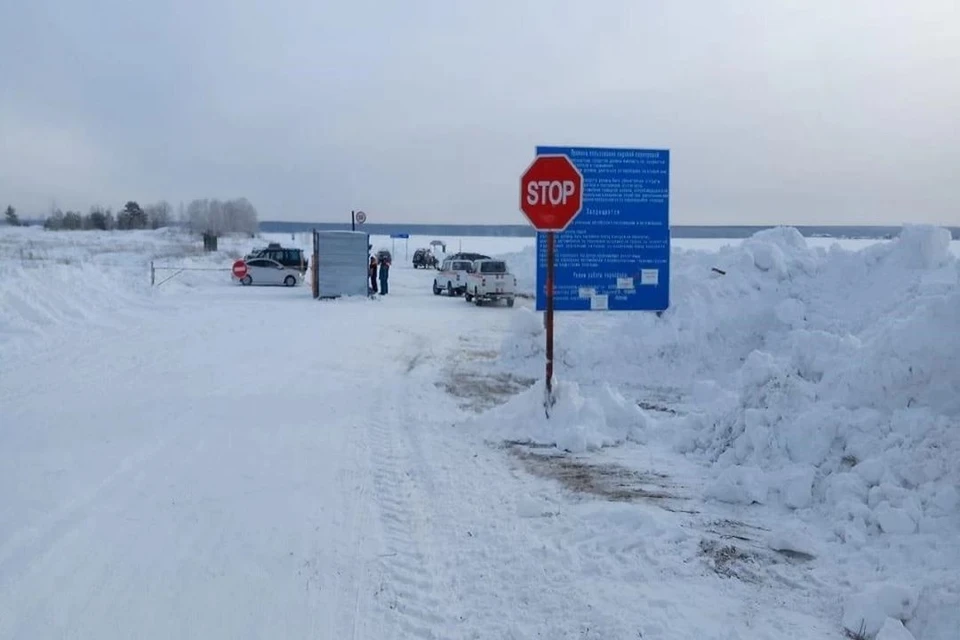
[1,259,849,639]
[2,268,525,638]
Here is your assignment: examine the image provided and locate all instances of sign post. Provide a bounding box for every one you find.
[351,210,367,231]
[544,230,556,407]
[311,229,320,299]
[522,146,671,416]
[519,154,585,416]
[533,147,670,314]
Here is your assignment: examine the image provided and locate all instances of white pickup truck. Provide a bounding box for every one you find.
[432,258,475,296]
[463,259,517,307]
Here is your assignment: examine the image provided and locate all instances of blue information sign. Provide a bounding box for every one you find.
[535,146,670,312]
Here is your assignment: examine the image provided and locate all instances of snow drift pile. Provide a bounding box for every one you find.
[499,226,960,530]
[0,227,242,357]
[475,378,649,453]
[0,261,150,350]
[496,226,960,638]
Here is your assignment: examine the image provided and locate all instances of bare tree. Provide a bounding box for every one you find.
[144,201,172,229]
[184,197,259,236]
[44,209,64,230]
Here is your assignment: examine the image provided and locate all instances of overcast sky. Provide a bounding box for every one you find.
[1,0,957,225]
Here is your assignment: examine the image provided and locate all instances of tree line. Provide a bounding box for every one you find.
[3,198,259,236]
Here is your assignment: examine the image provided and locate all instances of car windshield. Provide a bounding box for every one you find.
[480,262,506,274]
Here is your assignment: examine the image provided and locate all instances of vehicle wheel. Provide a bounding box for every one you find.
[464,291,473,302]
[447,283,454,296]
[474,289,483,306]
[284,275,296,287]
[507,297,515,307]
[240,275,252,286]
[433,281,441,295]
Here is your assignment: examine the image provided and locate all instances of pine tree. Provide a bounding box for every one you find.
[4,205,20,226]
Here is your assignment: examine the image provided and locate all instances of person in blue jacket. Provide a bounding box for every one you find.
[378,255,391,295]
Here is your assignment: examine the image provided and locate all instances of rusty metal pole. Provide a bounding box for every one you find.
[544,231,556,417]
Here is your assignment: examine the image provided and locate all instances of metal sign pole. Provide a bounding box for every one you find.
[351,210,355,232]
[312,229,320,299]
[544,231,556,417]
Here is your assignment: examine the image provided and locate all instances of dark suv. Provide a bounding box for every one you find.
[412,248,438,269]
[246,243,306,271]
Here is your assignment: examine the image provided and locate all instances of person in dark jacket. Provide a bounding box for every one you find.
[378,256,391,295]
[369,256,378,294]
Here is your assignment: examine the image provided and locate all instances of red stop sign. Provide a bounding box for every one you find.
[232,260,248,279]
[520,154,584,232]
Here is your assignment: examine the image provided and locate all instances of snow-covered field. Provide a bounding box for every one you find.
[1,225,958,639]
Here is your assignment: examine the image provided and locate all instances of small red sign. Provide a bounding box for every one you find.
[232,260,248,279]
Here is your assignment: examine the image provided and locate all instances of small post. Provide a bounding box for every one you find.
[311,229,320,299]
[544,231,556,417]
[351,210,355,232]
[150,261,155,286]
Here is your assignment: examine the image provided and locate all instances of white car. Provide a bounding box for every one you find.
[234,258,302,287]
[463,259,517,307]
[432,258,475,296]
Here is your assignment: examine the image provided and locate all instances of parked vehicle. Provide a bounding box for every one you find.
[446,252,490,262]
[245,243,306,271]
[463,259,517,307]
[234,258,302,287]
[432,258,475,296]
[413,248,438,269]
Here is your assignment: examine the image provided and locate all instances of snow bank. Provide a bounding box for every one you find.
[495,247,536,296]
[0,227,244,355]
[494,225,960,637]
[501,226,960,521]
[842,583,920,639]
[475,378,648,453]
[0,261,154,356]
[677,227,960,540]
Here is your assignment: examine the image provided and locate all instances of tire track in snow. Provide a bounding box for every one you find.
[328,445,372,640]
[364,337,460,640]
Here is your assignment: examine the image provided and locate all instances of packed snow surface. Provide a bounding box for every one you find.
[1,224,959,639]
